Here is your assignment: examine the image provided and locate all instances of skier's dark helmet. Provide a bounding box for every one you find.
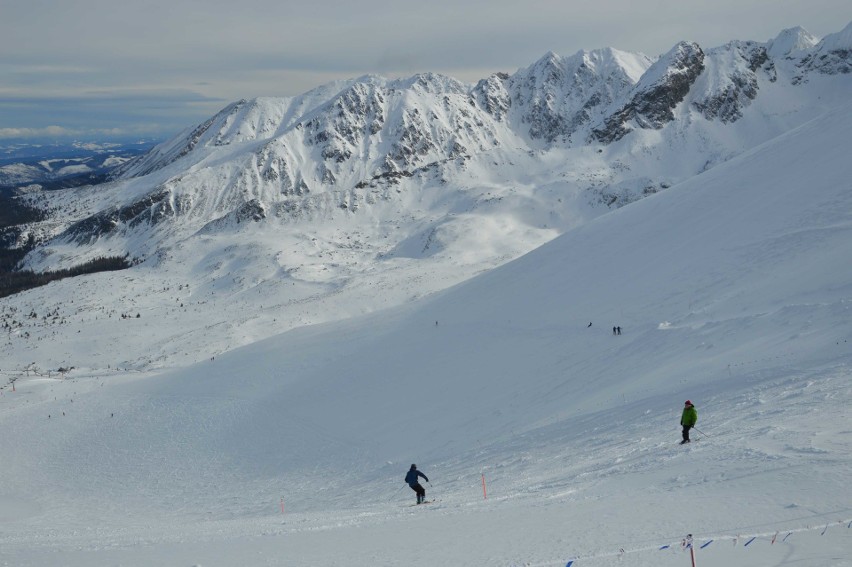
[411,464,417,469]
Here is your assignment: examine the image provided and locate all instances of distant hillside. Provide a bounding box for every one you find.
[0,141,156,191]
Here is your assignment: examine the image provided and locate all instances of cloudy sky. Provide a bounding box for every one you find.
[1,0,849,142]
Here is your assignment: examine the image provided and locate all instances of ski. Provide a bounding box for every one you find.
[405,499,437,507]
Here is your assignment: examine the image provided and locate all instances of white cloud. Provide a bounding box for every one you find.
[0,126,72,139]
[0,125,148,140]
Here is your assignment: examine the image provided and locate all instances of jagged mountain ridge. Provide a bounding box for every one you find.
[63,22,848,251]
[4,22,851,371]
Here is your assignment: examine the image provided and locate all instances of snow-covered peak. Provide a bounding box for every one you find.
[589,41,704,142]
[767,26,819,57]
[205,97,291,146]
[388,72,469,95]
[637,41,705,87]
[112,97,295,179]
[513,50,571,89]
[795,20,852,76]
[520,47,651,86]
[508,47,652,142]
[574,47,652,84]
[814,20,852,52]
[532,49,562,68]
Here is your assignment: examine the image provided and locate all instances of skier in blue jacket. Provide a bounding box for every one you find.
[405,464,429,504]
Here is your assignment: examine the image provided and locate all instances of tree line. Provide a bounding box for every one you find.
[0,194,46,227]
[0,255,132,299]
[0,195,44,272]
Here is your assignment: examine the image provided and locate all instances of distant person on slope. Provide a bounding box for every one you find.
[405,464,430,504]
[680,400,698,444]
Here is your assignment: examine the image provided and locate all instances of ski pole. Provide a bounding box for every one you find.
[392,484,405,499]
[693,427,708,438]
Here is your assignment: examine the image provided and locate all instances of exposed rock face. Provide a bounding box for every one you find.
[692,42,770,123]
[64,189,175,243]
[591,42,705,143]
[798,46,852,76]
[791,22,852,81]
[305,82,386,166]
[471,73,511,122]
[509,49,651,143]
[233,199,266,223]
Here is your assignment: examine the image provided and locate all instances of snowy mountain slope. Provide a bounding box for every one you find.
[1,99,851,567]
[114,101,852,474]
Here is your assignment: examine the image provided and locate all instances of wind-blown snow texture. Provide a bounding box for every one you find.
[1,23,851,567]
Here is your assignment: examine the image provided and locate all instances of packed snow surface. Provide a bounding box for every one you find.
[1,88,851,566]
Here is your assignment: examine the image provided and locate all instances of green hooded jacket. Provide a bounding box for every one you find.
[681,405,697,427]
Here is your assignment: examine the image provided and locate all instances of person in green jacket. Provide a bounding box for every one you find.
[681,400,698,444]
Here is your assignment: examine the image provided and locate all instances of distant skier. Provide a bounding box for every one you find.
[405,464,429,504]
[617,326,621,335]
[588,322,592,328]
[613,326,617,335]
[680,400,697,444]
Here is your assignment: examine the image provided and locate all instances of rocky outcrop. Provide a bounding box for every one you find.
[591,42,705,143]
[692,42,769,123]
[510,49,650,143]
[471,73,511,121]
[304,82,386,168]
[796,22,852,76]
[64,188,175,243]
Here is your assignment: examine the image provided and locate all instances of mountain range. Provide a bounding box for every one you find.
[1,22,850,373]
[0,141,154,193]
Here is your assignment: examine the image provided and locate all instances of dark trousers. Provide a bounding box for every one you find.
[409,483,425,502]
[682,425,692,443]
